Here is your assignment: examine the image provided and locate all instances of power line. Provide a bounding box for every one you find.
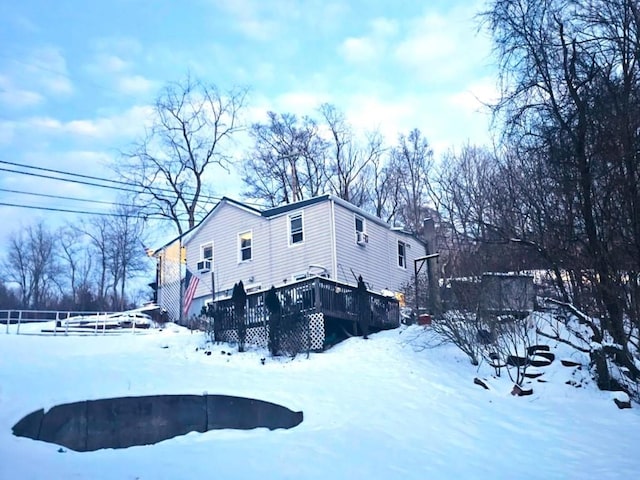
[0,159,267,211]
[0,53,122,96]
[0,160,134,188]
[0,160,227,203]
[0,201,173,220]
[0,188,194,218]
[0,187,123,206]
[0,166,143,195]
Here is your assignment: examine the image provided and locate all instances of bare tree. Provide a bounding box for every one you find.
[104,205,148,310]
[319,103,383,207]
[368,151,401,223]
[483,0,640,391]
[119,75,247,235]
[81,216,111,308]
[242,111,327,206]
[432,310,486,366]
[436,145,499,242]
[2,222,60,308]
[58,226,93,308]
[389,129,435,234]
[0,281,19,309]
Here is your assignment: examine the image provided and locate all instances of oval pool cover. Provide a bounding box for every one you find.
[12,394,303,452]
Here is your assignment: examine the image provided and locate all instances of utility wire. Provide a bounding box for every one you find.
[0,159,136,188]
[0,201,173,220]
[0,53,123,96]
[1,160,267,209]
[0,185,192,219]
[0,166,143,195]
[0,161,228,204]
[0,187,124,206]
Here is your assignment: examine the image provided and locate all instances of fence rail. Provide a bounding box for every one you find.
[0,310,141,335]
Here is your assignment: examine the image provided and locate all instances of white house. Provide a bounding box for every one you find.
[154,194,427,321]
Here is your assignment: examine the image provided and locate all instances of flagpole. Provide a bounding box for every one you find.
[179,241,184,325]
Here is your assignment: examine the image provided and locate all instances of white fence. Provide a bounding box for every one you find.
[0,310,149,335]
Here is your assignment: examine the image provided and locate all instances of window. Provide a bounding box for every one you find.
[355,215,369,244]
[239,231,252,262]
[201,242,213,260]
[355,215,368,244]
[398,241,407,269]
[289,212,304,245]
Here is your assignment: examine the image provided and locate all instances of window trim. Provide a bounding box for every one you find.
[355,215,367,244]
[238,230,253,263]
[200,242,213,261]
[288,211,304,246]
[397,240,407,269]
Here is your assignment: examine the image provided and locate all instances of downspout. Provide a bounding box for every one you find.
[330,199,338,281]
[269,215,275,286]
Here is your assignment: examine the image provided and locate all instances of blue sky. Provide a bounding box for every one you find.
[0,0,497,245]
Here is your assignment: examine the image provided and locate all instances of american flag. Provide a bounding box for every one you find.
[183,268,200,318]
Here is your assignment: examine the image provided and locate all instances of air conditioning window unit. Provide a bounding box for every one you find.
[196,260,211,272]
[356,231,369,245]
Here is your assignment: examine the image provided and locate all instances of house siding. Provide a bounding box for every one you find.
[262,201,334,286]
[332,201,426,293]
[183,202,269,304]
[182,199,334,313]
[160,195,426,318]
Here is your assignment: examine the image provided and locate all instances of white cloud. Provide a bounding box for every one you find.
[84,40,156,96]
[393,7,492,84]
[339,17,398,65]
[29,117,62,130]
[87,54,130,75]
[210,0,280,41]
[274,91,331,116]
[92,37,144,57]
[117,75,156,95]
[371,17,398,37]
[394,13,455,66]
[27,47,74,95]
[0,75,44,109]
[0,47,73,106]
[338,94,424,144]
[18,105,154,143]
[336,5,491,86]
[207,0,348,41]
[448,77,499,113]
[340,37,378,64]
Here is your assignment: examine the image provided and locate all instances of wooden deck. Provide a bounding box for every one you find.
[209,276,400,353]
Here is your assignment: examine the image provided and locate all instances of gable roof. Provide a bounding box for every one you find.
[152,197,261,255]
[261,195,331,218]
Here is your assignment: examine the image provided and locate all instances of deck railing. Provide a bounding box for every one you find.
[212,276,399,333]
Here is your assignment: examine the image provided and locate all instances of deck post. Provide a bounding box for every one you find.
[313,277,321,312]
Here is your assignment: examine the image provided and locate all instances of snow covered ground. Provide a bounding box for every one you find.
[1,321,639,479]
